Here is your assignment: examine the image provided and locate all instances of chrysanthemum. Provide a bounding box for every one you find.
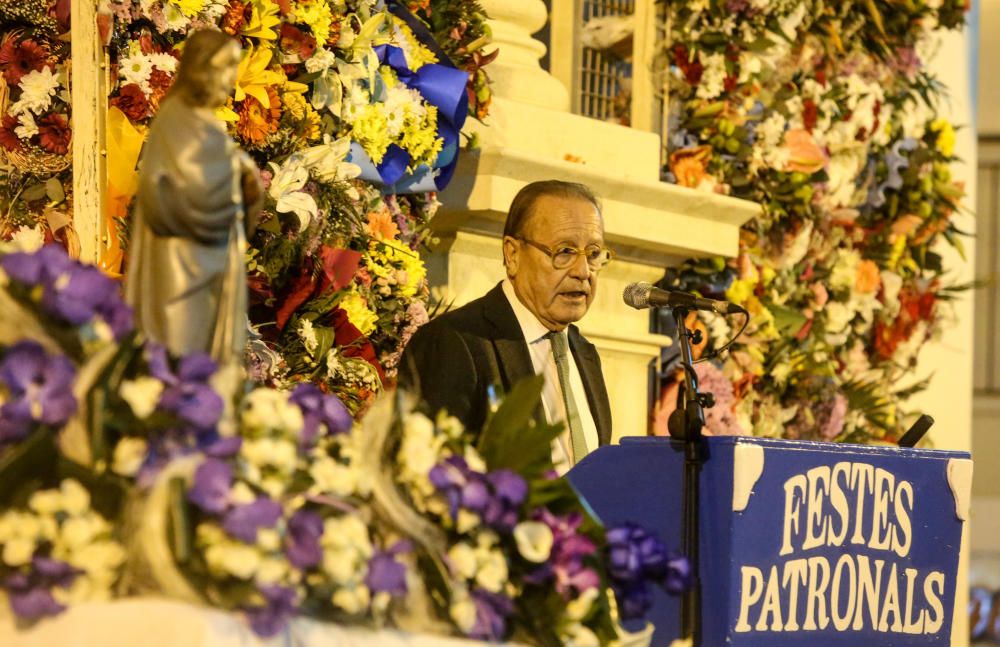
[0,38,50,86]
[110,83,150,122]
[10,66,60,116]
[236,87,281,145]
[37,113,71,155]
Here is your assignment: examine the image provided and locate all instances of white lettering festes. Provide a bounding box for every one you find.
[780,463,913,558]
[734,557,946,634]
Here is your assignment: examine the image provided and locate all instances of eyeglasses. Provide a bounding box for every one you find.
[517,237,615,271]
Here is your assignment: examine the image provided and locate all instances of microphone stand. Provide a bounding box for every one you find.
[666,307,714,645]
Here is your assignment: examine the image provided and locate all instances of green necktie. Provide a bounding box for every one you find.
[548,331,589,464]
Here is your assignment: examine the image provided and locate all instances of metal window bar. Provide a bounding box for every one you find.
[578,0,634,124]
[974,139,1000,394]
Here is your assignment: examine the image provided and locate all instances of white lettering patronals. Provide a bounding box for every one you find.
[732,462,948,637]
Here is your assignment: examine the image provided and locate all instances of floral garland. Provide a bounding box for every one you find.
[658,0,969,443]
[0,243,689,644]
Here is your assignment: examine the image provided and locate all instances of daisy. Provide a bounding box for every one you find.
[119,54,154,93]
[10,66,61,116]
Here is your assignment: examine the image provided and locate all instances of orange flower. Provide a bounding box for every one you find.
[891,214,923,238]
[782,129,827,174]
[364,208,399,241]
[236,86,281,145]
[669,145,711,189]
[855,259,881,293]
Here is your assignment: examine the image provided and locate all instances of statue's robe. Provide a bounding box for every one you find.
[124,95,249,365]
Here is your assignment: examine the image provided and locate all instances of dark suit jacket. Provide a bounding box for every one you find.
[399,282,612,445]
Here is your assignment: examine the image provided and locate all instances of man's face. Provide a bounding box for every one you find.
[504,194,604,331]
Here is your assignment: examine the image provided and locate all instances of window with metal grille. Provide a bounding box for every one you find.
[975,137,1000,395]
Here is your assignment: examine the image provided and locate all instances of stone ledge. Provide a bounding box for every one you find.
[437,146,761,263]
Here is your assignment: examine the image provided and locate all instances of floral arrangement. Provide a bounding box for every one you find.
[0,0,495,415]
[0,242,689,644]
[0,2,76,254]
[657,0,970,443]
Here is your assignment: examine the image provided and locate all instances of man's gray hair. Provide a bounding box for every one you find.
[503,180,602,239]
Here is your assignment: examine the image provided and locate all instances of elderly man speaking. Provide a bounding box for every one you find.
[399,180,613,471]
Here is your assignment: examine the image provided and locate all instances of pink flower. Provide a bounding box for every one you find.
[782,129,828,174]
[811,283,828,308]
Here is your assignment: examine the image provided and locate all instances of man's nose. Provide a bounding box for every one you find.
[567,252,592,279]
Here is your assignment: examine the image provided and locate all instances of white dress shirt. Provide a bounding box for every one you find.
[501,280,600,474]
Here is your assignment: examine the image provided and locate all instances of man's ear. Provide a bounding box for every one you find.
[502,236,519,277]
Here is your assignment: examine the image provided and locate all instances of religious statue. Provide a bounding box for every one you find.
[124,29,262,367]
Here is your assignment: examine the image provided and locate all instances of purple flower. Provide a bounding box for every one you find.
[223,497,282,543]
[285,510,324,569]
[527,509,600,598]
[188,458,233,514]
[606,523,669,582]
[429,457,527,533]
[365,540,411,596]
[3,557,79,620]
[145,344,223,431]
[0,341,77,427]
[244,584,297,637]
[482,470,527,532]
[1,245,133,340]
[605,523,691,620]
[204,436,242,458]
[289,383,352,446]
[468,588,514,641]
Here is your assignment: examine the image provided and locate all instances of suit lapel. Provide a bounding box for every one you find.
[569,326,613,446]
[480,283,536,391]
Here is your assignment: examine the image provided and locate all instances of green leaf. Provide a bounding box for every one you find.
[476,375,562,477]
[766,301,808,336]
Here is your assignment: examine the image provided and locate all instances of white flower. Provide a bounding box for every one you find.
[881,271,903,316]
[449,585,477,632]
[2,537,35,566]
[242,388,305,437]
[257,528,281,552]
[299,135,361,183]
[119,376,165,419]
[821,149,866,210]
[256,557,289,584]
[112,437,149,477]
[10,67,60,116]
[828,248,860,294]
[14,112,37,139]
[148,53,177,73]
[9,225,45,252]
[298,318,319,356]
[563,624,600,647]
[59,515,103,549]
[475,547,508,593]
[514,521,554,563]
[310,456,359,496]
[565,587,599,621]
[695,52,727,100]
[205,541,261,579]
[447,543,477,580]
[57,479,91,516]
[305,48,338,74]
[162,3,191,30]
[332,583,370,614]
[119,54,154,93]
[268,158,319,231]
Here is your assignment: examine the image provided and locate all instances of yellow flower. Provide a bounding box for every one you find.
[351,105,391,163]
[242,0,281,40]
[283,91,307,120]
[930,118,955,157]
[392,16,438,70]
[340,291,379,336]
[725,278,754,305]
[294,0,335,46]
[167,0,205,18]
[235,45,285,109]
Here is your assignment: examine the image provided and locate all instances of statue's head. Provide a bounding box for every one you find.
[170,29,242,109]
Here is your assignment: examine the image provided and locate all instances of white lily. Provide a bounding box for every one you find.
[300,135,361,183]
[268,158,318,232]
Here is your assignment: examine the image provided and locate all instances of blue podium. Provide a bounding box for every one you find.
[568,436,972,647]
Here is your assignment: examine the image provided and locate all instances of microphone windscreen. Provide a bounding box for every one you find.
[622,282,652,309]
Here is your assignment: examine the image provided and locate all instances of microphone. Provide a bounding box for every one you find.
[622,281,745,315]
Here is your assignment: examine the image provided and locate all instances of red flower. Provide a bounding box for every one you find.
[0,38,50,85]
[148,69,174,111]
[803,99,818,132]
[111,84,150,121]
[37,113,71,155]
[0,114,24,152]
[279,23,316,61]
[672,44,703,86]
